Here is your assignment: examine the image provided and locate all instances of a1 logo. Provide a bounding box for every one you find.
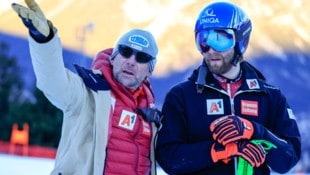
[206,99,224,115]
[118,110,137,130]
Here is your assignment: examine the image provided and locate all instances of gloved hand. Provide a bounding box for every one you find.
[210,142,232,164]
[11,0,53,42]
[211,140,266,167]
[210,115,254,145]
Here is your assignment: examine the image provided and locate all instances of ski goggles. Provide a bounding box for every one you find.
[196,29,236,53]
[118,45,154,63]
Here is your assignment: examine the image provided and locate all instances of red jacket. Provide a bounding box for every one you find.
[92,49,155,175]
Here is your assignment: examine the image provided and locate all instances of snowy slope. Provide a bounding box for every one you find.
[0,154,305,175]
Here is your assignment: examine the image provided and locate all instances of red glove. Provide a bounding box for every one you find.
[210,115,254,145]
[211,141,266,167]
[211,142,234,164]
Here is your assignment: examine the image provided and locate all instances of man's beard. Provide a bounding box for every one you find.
[207,61,233,75]
[205,54,234,75]
[114,72,140,89]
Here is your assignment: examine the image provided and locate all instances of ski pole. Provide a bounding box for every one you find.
[237,139,277,175]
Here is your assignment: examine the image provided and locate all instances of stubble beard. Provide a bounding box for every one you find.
[114,70,140,90]
[205,52,234,75]
[207,60,233,75]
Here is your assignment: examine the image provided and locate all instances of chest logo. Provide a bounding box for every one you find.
[207,99,224,115]
[118,110,137,130]
[241,100,258,116]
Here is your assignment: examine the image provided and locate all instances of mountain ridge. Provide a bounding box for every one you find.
[1,0,310,77]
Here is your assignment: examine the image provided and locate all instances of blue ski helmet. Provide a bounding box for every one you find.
[194,1,252,57]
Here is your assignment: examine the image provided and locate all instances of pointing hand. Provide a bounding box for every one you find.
[12,0,51,39]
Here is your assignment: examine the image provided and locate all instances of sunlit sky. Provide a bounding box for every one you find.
[1,0,310,76]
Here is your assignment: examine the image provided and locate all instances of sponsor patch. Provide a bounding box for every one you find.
[118,110,137,130]
[241,100,258,116]
[129,35,149,47]
[207,99,224,115]
[246,79,260,89]
[287,108,296,120]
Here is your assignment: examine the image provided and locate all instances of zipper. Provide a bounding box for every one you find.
[227,83,238,175]
[227,83,235,115]
[133,117,141,175]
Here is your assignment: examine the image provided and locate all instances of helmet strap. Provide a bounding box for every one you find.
[231,47,242,66]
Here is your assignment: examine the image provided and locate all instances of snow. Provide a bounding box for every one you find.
[0,154,306,175]
[0,154,54,175]
[0,153,168,175]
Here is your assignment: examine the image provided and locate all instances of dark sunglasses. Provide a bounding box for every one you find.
[118,45,154,63]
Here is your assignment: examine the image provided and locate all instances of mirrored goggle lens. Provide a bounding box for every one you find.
[118,45,154,63]
[196,29,235,52]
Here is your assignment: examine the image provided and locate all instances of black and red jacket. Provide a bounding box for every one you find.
[156,61,301,175]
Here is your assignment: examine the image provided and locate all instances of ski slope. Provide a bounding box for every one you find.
[0,154,168,175]
[0,153,305,175]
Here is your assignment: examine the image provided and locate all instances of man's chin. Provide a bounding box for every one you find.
[208,64,221,72]
[119,79,138,89]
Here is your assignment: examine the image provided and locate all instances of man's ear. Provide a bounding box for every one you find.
[145,72,151,81]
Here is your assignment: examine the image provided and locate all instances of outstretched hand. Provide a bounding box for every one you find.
[11,0,50,37]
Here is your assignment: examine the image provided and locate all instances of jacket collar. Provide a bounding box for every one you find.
[192,61,267,92]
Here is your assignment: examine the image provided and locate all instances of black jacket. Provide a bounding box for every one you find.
[156,61,301,175]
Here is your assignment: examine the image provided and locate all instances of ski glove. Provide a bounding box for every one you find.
[210,115,254,145]
[11,0,53,42]
[211,140,266,167]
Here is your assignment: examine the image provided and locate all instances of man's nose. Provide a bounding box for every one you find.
[207,47,218,53]
[126,55,137,64]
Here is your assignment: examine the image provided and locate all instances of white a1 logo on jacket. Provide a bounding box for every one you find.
[206,99,224,115]
[118,110,137,130]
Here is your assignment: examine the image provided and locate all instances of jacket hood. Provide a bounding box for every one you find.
[91,48,114,71]
[241,61,266,80]
[91,48,155,107]
[91,48,153,87]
